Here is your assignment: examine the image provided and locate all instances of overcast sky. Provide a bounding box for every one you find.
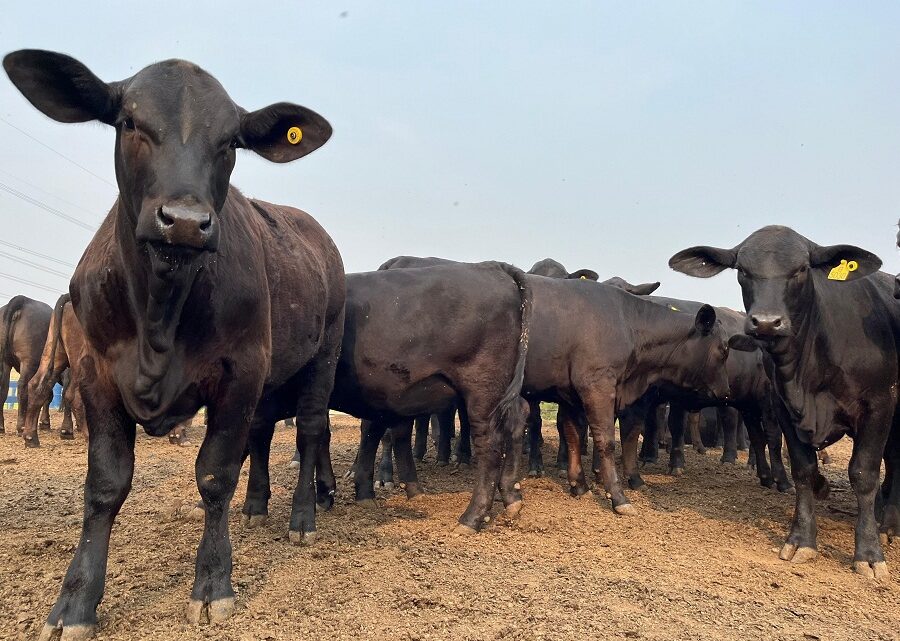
[1,2,898,310]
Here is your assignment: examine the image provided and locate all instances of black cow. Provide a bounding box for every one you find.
[671,225,899,579]
[324,263,531,532]
[4,49,344,636]
[521,276,732,514]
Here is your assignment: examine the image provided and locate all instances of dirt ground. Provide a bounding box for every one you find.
[0,410,896,641]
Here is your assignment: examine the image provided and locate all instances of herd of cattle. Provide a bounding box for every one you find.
[1,49,898,639]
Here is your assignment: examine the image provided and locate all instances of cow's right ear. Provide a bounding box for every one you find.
[240,102,332,163]
[568,269,599,281]
[728,334,759,352]
[3,50,119,124]
[623,281,661,296]
[669,246,737,278]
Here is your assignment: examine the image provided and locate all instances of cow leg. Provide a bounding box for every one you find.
[527,400,544,477]
[377,427,395,488]
[315,418,336,511]
[413,415,429,461]
[39,400,51,431]
[391,419,424,498]
[283,416,295,428]
[188,387,255,625]
[575,409,588,455]
[879,425,900,543]
[719,407,739,464]
[766,420,792,493]
[580,384,633,515]
[454,404,472,466]
[240,416,276,527]
[742,407,775,489]
[737,421,749,450]
[619,408,645,490]
[667,404,687,476]
[354,419,389,504]
[557,402,589,496]
[687,410,705,455]
[555,414,570,469]
[288,354,338,546]
[847,410,892,579]
[499,398,528,516]
[638,402,663,464]
[778,405,821,565]
[0,363,9,433]
[60,379,75,438]
[39,384,134,640]
[433,408,454,466]
[16,363,37,443]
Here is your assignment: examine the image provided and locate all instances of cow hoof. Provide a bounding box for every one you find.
[288,459,301,470]
[59,431,75,441]
[576,489,594,500]
[241,514,267,528]
[614,503,638,516]
[379,481,395,491]
[776,481,794,493]
[879,532,891,547]
[669,467,684,477]
[188,505,206,521]
[187,597,235,625]
[853,560,889,580]
[39,422,52,432]
[451,524,478,537]
[528,468,543,478]
[289,530,316,546]
[627,477,645,490]
[23,436,40,448]
[405,482,425,499]
[779,544,817,564]
[39,622,96,641]
[557,469,567,479]
[719,459,736,466]
[505,500,524,519]
[356,498,378,509]
[759,478,775,489]
[695,447,707,455]
[436,460,449,467]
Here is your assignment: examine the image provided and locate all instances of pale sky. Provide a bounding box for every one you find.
[1,2,898,310]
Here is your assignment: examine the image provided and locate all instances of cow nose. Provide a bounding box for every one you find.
[156,205,215,250]
[748,313,788,336]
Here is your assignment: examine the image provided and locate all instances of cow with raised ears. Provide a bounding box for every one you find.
[4,50,345,637]
[671,225,900,580]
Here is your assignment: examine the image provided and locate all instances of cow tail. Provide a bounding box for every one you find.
[491,264,533,427]
[0,295,27,376]
[45,293,70,378]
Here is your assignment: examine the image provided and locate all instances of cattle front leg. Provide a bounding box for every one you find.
[558,403,589,496]
[413,415,429,461]
[848,410,892,580]
[39,388,134,640]
[354,419,389,504]
[377,427,395,488]
[778,408,820,565]
[454,404,472,465]
[433,407,454,466]
[687,410,705,455]
[743,408,775,489]
[241,417,276,528]
[581,385,634,515]
[638,402,664,464]
[667,404,687,476]
[619,408,645,489]
[39,400,52,431]
[719,407,739,464]
[391,419,424,498]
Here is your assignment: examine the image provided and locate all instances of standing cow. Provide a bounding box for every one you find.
[0,295,53,437]
[4,49,344,637]
[671,225,899,579]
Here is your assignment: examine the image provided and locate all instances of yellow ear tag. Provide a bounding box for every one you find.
[669,305,680,311]
[580,275,587,280]
[286,126,303,145]
[827,259,858,281]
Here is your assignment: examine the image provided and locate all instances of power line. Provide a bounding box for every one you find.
[0,180,96,231]
[0,270,61,294]
[0,249,71,279]
[0,240,76,268]
[0,115,116,188]
[0,167,104,219]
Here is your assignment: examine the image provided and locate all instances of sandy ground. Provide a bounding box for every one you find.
[0,409,896,641]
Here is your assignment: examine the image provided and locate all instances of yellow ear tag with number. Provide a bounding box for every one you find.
[287,126,303,145]
[827,259,858,281]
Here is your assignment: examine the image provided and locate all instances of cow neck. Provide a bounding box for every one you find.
[763,278,834,443]
[618,304,694,409]
[115,202,203,412]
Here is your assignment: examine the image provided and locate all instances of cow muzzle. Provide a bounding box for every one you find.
[745,312,791,338]
[155,204,218,251]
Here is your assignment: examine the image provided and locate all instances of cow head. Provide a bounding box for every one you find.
[669,226,881,340]
[528,258,599,281]
[668,304,732,401]
[3,50,331,262]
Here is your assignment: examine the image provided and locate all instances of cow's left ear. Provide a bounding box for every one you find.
[623,281,661,296]
[809,244,881,281]
[728,334,759,352]
[669,245,737,278]
[694,304,717,336]
[240,102,332,163]
[568,269,599,281]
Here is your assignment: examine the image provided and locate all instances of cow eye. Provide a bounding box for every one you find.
[229,137,241,149]
[122,117,135,131]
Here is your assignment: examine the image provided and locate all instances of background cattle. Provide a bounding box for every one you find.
[0,294,52,437]
[671,225,899,579]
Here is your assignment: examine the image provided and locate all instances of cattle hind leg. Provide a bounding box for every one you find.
[39,379,135,641]
[0,363,9,433]
[240,416,276,528]
[879,421,900,544]
[580,383,635,515]
[390,419,425,498]
[498,398,528,517]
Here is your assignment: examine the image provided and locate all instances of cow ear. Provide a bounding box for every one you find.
[240,102,332,163]
[669,246,736,278]
[809,243,881,281]
[694,304,717,336]
[3,50,119,124]
[568,269,599,281]
[625,281,661,296]
[728,334,759,352]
